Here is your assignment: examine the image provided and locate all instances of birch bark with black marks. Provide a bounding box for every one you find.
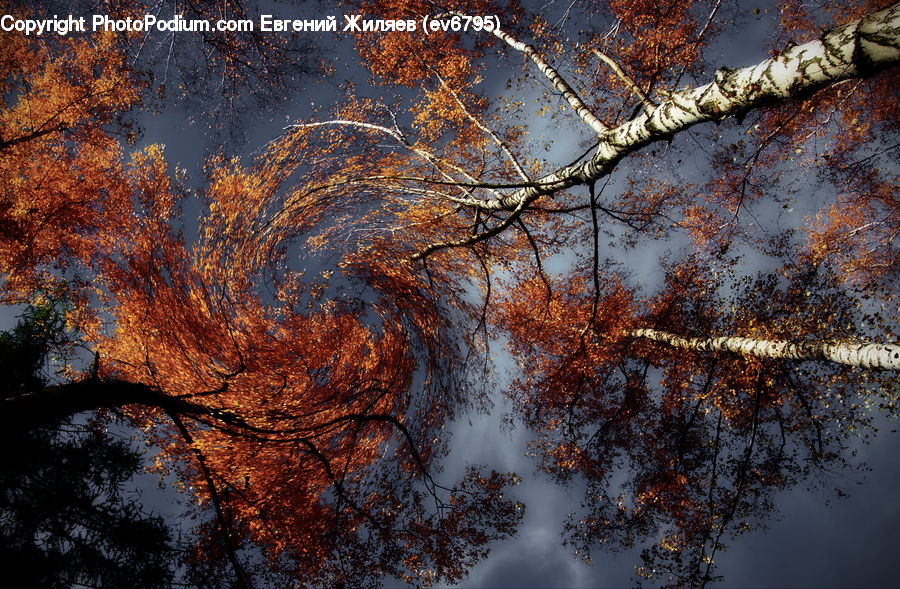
[630,328,900,370]
[477,2,900,212]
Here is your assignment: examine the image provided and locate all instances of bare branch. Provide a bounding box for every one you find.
[432,71,531,182]
[591,48,655,113]
[411,197,529,260]
[434,11,609,135]
[168,412,254,589]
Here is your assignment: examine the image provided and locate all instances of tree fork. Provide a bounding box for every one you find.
[480,2,900,212]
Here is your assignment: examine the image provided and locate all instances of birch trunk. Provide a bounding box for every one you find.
[630,328,900,370]
[481,2,900,211]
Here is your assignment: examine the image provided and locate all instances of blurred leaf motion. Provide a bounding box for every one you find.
[0,0,897,586]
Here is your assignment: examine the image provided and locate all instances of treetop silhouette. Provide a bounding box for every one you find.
[1,0,898,586]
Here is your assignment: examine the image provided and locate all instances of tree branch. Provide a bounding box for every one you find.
[486,22,609,134]
[591,48,655,113]
[630,328,900,370]
[475,3,900,212]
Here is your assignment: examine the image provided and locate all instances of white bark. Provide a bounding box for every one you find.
[630,328,900,370]
[479,2,900,211]
[487,25,609,134]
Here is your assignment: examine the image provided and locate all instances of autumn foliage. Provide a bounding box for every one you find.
[1,0,898,587]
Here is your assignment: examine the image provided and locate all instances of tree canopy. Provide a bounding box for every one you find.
[1,0,897,586]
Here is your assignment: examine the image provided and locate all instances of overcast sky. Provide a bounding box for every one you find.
[5,0,898,586]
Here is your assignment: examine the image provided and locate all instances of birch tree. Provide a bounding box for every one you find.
[1,0,898,587]
[336,0,899,264]
[495,256,896,586]
[629,328,900,369]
